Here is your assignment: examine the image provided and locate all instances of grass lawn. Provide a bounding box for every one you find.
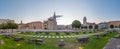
[81,31,117,49]
[0,35,77,49]
[0,31,117,49]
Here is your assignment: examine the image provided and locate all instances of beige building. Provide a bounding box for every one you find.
[18,21,28,29]
[27,21,43,29]
[97,21,120,29]
[18,21,43,29]
[108,21,120,28]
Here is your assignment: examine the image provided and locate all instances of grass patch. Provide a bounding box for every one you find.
[0,31,117,49]
[81,32,117,49]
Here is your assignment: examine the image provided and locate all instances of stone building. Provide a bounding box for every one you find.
[83,16,87,25]
[44,12,57,30]
[44,18,57,30]
[83,16,96,30]
[98,22,108,29]
[26,21,43,29]
[97,21,120,30]
[18,21,43,29]
[108,21,120,28]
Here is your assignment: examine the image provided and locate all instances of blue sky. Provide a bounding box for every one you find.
[0,0,120,25]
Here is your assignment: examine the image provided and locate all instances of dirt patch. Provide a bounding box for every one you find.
[64,42,80,49]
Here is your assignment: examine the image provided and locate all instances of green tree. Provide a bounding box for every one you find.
[0,23,8,33]
[7,22,18,33]
[110,25,114,29]
[0,22,18,33]
[0,23,7,29]
[72,20,81,29]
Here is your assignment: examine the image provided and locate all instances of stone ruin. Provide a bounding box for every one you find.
[0,40,4,44]
[35,39,43,44]
[3,34,14,38]
[58,39,65,48]
[93,34,100,39]
[28,38,43,45]
[14,36,24,41]
[28,38,35,44]
[65,32,70,35]
[114,34,120,38]
[77,36,89,44]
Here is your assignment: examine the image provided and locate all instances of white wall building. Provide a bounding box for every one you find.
[98,22,108,29]
[57,25,66,30]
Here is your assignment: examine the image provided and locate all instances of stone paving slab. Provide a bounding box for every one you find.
[103,38,120,49]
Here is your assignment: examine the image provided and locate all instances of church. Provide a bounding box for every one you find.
[44,12,57,30]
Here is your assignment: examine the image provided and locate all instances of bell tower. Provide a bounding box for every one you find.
[83,16,87,25]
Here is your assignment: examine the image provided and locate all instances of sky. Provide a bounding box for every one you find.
[0,0,120,25]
